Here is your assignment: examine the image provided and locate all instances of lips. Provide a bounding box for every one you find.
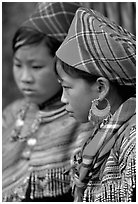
[22,88,35,95]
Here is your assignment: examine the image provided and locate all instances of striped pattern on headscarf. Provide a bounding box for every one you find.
[22,2,81,42]
[56,7,136,87]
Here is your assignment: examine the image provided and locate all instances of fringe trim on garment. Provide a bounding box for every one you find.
[30,166,71,199]
[2,166,71,201]
[2,173,30,201]
[83,148,136,202]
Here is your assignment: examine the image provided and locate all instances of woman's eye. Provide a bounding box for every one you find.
[32,66,43,69]
[63,85,71,89]
[14,63,22,68]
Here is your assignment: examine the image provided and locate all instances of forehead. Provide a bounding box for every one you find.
[14,42,50,58]
[56,61,93,91]
[56,61,73,84]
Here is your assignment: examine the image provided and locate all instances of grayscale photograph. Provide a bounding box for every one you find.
[2,2,136,202]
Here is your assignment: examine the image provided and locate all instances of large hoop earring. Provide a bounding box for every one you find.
[88,98,111,125]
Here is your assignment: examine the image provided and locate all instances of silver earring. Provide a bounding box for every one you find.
[88,98,111,125]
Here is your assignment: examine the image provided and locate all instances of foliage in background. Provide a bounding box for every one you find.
[2,2,136,110]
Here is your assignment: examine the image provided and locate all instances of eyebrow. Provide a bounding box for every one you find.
[57,76,71,86]
[59,78,67,86]
[13,56,46,64]
[55,61,71,85]
[13,56,20,61]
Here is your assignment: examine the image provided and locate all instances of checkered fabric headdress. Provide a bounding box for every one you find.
[22,2,81,42]
[56,7,136,86]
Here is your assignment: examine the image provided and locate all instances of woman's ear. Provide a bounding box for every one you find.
[96,77,110,100]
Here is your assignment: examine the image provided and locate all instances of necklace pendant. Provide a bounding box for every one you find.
[27,138,37,146]
[16,118,24,127]
[22,150,31,160]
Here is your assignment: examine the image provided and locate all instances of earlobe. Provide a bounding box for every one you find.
[97,77,110,100]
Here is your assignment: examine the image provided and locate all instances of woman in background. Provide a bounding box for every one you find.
[2,2,90,202]
[55,7,136,202]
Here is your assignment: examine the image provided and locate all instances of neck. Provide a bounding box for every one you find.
[109,95,123,115]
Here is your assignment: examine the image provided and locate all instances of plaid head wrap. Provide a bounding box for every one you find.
[56,7,136,86]
[22,2,81,42]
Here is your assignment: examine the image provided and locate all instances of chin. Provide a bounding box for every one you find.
[24,97,40,104]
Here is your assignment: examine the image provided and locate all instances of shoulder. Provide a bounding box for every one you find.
[115,114,136,151]
[120,114,136,149]
[117,114,136,170]
[3,98,25,115]
[3,98,25,118]
[3,98,25,128]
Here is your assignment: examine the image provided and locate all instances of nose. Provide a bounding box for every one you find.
[61,89,68,104]
[21,67,33,83]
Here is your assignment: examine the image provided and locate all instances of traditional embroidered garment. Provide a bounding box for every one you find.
[71,97,136,202]
[56,7,136,87]
[56,7,136,202]
[22,2,81,42]
[2,97,89,201]
[2,2,87,202]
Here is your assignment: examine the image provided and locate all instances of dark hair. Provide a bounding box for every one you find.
[55,57,98,84]
[110,82,136,101]
[55,58,136,101]
[12,27,61,57]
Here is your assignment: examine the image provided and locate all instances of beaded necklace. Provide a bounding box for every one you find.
[10,91,64,160]
[10,102,40,159]
[11,90,63,142]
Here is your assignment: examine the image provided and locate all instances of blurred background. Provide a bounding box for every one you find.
[2,2,136,110]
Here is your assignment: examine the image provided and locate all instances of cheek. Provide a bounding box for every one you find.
[13,67,21,83]
[69,90,92,121]
[77,97,91,115]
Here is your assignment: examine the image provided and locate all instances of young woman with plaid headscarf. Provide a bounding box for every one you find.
[2,2,92,202]
[55,7,136,202]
